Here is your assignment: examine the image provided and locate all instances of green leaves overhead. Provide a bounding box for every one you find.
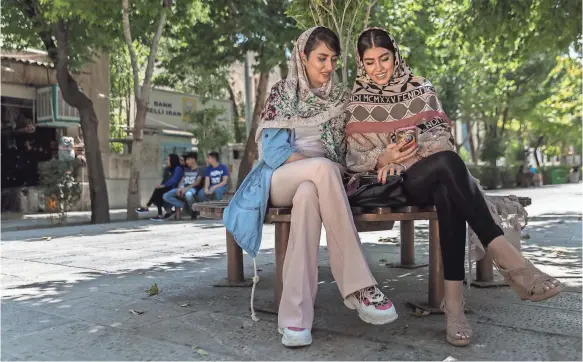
[161,0,299,75]
[2,0,209,70]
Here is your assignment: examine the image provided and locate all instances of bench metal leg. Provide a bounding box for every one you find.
[387,220,428,269]
[407,219,444,313]
[213,231,253,287]
[274,222,290,311]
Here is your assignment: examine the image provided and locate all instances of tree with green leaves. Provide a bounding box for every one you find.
[528,54,582,164]
[2,0,119,223]
[154,64,245,143]
[186,107,232,158]
[368,0,582,167]
[428,0,582,165]
[121,0,171,220]
[118,0,209,220]
[109,44,134,154]
[161,0,300,187]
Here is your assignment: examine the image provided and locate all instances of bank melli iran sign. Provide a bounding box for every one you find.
[143,89,233,130]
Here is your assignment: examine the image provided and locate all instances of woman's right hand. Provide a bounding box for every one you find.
[377,164,403,184]
[376,140,418,168]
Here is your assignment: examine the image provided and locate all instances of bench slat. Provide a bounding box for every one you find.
[194,196,531,220]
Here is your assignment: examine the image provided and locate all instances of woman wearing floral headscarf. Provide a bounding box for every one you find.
[346,28,561,347]
[224,27,397,348]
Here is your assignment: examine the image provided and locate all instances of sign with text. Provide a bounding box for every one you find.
[143,89,232,131]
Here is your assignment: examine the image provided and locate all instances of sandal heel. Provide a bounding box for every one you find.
[441,299,472,347]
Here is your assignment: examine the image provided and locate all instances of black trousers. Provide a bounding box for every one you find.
[147,187,172,215]
[402,151,504,281]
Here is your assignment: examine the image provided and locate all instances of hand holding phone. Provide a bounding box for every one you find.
[396,126,418,152]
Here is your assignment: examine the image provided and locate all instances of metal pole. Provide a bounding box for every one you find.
[244,52,252,136]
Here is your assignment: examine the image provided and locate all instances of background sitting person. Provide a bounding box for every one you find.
[136,154,182,220]
[163,152,203,220]
[197,151,230,201]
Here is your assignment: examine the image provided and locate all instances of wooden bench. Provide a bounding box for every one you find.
[194,196,531,313]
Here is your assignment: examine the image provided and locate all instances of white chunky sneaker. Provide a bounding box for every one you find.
[344,286,398,325]
[278,327,312,347]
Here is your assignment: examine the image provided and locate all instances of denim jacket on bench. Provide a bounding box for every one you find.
[223,128,295,257]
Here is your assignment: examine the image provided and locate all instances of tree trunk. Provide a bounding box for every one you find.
[475,120,482,152]
[54,72,110,223]
[341,53,348,84]
[78,105,111,223]
[122,0,168,219]
[227,83,244,143]
[500,106,509,137]
[24,7,111,224]
[467,120,478,164]
[126,99,147,220]
[236,71,270,188]
[560,142,568,165]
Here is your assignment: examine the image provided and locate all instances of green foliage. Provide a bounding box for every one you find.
[286,0,377,84]
[157,0,300,147]
[186,107,232,157]
[2,0,122,70]
[162,0,299,75]
[109,44,134,152]
[38,159,83,223]
[457,147,471,163]
[530,55,583,156]
[365,0,582,166]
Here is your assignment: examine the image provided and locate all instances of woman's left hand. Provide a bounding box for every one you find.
[377,164,402,184]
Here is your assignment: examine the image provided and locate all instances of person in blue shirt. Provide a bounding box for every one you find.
[163,152,204,219]
[197,151,230,201]
[136,153,182,220]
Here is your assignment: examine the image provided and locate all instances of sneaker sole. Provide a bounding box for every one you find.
[150,218,165,222]
[344,299,399,325]
[278,328,312,347]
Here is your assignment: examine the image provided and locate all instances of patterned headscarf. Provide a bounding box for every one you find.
[345,27,453,172]
[255,27,349,144]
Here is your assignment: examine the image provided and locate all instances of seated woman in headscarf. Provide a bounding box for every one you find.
[345,28,561,347]
[224,27,397,348]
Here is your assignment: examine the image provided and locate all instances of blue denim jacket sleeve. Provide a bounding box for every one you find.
[261,128,295,169]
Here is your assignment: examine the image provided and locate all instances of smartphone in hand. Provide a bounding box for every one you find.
[396,126,418,152]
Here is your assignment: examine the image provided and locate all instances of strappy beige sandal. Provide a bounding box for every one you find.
[441,299,472,347]
[495,259,561,302]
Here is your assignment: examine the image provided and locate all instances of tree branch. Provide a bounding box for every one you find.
[122,0,142,99]
[141,7,168,101]
[345,1,361,55]
[363,0,377,30]
[22,0,57,62]
[226,82,240,120]
[328,0,343,38]
[54,20,70,72]
[340,0,352,32]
